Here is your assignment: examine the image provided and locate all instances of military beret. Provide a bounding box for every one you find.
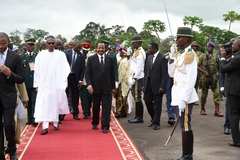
[22,46,27,51]
[101,40,110,45]
[81,42,92,51]
[132,35,143,43]
[176,27,193,38]
[25,38,36,44]
[207,41,215,48]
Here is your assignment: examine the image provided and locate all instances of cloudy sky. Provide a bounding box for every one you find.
[0,0,239,41]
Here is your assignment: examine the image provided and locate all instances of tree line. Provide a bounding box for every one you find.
[8,10,240,54]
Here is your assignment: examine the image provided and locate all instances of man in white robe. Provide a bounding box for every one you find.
[34,36,70,135]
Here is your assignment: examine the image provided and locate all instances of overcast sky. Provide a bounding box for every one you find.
[0,0,239,41]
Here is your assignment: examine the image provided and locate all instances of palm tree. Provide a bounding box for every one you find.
[142,20,166,49]
[223,11,240,31]
[183,16,203,29]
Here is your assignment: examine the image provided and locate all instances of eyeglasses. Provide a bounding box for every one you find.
[48,42,55,45]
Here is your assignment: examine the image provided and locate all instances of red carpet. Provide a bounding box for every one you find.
[13,112,144,160]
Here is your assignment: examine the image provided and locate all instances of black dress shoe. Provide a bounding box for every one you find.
[26,121,31,125]
[168,119,175,126]
[228,142,240,147]
[10,152,18,160]
[54,126,59,131]
[148,121,154,127]
[128,117,143,123]
[153,125,160,130]
[59,114,65,121]
[73,115,80,120]
[224,128,230,135]
[32,122,38,127]
[102,128,109,134]
[83,115,88,119]
[41,129,48,135]
[92,125,98,130]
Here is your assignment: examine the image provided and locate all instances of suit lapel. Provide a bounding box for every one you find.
[151,53,160,70]
[94,54,102,72]
[4,50,13,66]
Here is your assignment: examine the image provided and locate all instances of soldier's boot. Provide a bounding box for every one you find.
[173,131,193,160]
[200,106,207,115]
[128,102,144,123]
[214,106,223,117]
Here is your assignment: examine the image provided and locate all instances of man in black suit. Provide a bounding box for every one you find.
[65,41,85,120]
[85,42,115,133]
[0,32,24,160]
[143,43,168,130]
[220,38,240,147]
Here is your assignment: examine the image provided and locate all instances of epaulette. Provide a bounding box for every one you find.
[184,48,194,64]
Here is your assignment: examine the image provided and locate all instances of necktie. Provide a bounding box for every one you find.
[100,56,104,71]
[150,55,154,70]
[71,53,76,72]
[0,53,5,66]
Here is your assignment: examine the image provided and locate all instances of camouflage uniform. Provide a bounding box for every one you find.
[198,51,223,116]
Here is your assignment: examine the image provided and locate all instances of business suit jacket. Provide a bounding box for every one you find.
[0,49,24,108]
[144,52,168,94]
[65,49,85,82]
[221,53,240,96]
[85,54,115,94]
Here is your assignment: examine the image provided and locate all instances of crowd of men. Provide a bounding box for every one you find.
[0,28,240,160]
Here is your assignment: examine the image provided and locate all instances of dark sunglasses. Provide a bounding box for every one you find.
[48,42,55,45]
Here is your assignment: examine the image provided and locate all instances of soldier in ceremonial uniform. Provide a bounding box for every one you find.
[21,38,38,126]
[79,42,93,119]
[168,27,198,160]
[128,35,146,123]
[198,42,223,117]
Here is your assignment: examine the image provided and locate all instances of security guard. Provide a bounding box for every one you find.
[21,38,38,126]
[198,41,223,117]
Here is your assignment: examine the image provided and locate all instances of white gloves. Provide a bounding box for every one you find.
[129,79,136,89]
[115,81,119,89]
[169,44,177,59]
[178,100,186,116]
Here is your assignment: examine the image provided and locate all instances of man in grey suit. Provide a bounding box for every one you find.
[143,42,168,130]
[220,38,240,147]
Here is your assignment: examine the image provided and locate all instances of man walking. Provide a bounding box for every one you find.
[143,42,168,130]
[85,42,115,134]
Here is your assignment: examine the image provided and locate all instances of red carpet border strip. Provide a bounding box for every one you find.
[15,125,39,160]
[110,113,144,160]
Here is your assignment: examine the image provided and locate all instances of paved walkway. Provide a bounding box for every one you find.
[19,91,239,160]
[120,91,240,160]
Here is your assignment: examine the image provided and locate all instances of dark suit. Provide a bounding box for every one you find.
[85,54,115,130]
[221,53,240,144]
[0,49,24,156]
[143,52,168,126]
[65,49,85,117]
